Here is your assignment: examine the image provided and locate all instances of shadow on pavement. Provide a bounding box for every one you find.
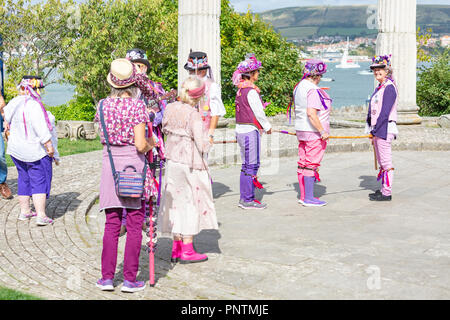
[358,175,379,192]
[47,192,83,220]
[114,231,222,286]
[212,181,231,199]
[255,180,275,202]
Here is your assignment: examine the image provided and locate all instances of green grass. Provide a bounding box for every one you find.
[5,137,103,167]
[0,286,43,300]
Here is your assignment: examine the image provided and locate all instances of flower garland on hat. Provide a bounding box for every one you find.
[18,77,53,134]
[232,53,263,87]
[301,59,327,81]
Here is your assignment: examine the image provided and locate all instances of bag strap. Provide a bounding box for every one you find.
[99,100,117,176]
[99,99,148,182]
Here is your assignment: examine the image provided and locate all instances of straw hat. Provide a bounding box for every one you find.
[107,58,137,89]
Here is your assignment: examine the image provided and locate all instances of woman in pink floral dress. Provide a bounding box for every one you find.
[94,59,157,293]
[159,76,218,264]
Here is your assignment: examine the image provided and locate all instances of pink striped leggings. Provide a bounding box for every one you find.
[373,134,395,196]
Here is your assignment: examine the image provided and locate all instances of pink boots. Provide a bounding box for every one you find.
[171,241,208,264]
[171,240,182,263]
[179,243,208,264]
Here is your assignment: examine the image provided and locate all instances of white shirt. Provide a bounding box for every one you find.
[200,76,226,117]
[4,95,52,162]
[235,89,272,134]
[47,111,60,161]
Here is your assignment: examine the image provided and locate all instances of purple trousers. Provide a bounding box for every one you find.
[236,130,260,202]
[101,200,145,282]
[11,155,52,198]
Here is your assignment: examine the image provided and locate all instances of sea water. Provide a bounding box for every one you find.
[39,62,376,108]
[323,61,375,108]
[10,61,431,108]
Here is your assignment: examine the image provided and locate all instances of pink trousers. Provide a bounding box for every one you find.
[373,134,395,196]
[101,201,145,282]
[297,139,327,200]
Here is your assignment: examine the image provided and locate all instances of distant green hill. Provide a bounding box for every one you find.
[259,5,450,39]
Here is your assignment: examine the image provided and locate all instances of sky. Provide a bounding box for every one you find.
[229,0,450,13]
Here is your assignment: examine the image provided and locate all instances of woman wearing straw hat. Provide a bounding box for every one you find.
[3,75,56,225]
[159,76,218,264]
[232,53,272,210]
[290,59,332,207]
[366,55,398,202]
[118,48,170,237]
[95,58,157,293]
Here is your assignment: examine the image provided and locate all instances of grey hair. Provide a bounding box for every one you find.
[386,66,394,78]
[180,76,203,106]
[109,84,140,99]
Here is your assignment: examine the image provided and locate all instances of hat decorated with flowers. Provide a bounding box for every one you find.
[184,51,210,71]
[370,54,392,69]
[19,75,45,89]
[237,53,262,74]
[126,48,151,73]
[232,53,262,86]
[302,59,327,80]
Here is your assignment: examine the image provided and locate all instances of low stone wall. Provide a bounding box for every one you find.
[56,121,98,140]
[208,125,450,167]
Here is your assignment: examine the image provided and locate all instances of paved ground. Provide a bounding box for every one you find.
[0,147,449,299]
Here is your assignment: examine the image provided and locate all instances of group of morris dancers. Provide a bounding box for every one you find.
[1,47,398,293]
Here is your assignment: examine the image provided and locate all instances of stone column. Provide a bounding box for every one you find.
[178,0,221,92]
[377,0,422,124]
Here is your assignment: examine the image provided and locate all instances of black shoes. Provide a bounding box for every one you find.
[369,190,392,201]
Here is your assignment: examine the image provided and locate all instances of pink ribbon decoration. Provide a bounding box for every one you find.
[252,176,264,189]
[188,82,206,99]
[377,169,390,187]
[314,170,321,183]
[20,84,53,134]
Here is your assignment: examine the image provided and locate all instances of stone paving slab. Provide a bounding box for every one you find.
[0,137,449,299]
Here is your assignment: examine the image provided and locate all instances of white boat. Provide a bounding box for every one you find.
[358,70,373,75]
[336,37,360,69]
[321,77,335,82]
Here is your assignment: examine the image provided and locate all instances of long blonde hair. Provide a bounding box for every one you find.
[179,76,204,106]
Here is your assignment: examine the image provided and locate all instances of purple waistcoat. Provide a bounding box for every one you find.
[235,87,263,130]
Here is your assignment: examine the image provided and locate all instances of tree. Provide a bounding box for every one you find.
[220,0,304,117]
[417,26,433,63]
[62,0,178,104]
[417,48,450,116]
[0,0,76,87]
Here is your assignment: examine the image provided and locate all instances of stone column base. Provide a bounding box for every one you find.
[397,110,423,125]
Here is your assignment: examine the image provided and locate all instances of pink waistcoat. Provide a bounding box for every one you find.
[370,79,398,127]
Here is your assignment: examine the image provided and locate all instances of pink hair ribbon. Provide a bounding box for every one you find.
[188,82,206,99]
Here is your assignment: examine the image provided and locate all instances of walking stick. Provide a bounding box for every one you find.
[147,200,157,286]
[372,140,378,170]
[146,119,158,287]
[274,130,371,139]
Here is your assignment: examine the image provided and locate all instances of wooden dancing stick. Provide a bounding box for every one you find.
[372,139,378,170]
[274,130,372,139]
[214,140,237,144]
[329,135,372,139]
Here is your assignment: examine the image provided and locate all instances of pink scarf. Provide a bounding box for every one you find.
[20,85,53,137]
